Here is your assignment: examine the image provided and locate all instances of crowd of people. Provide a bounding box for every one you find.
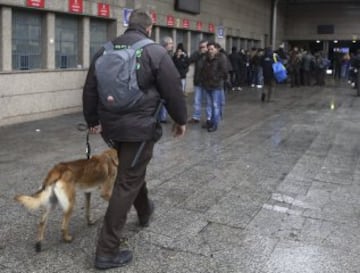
[226,45,333,89]
[184,42,360,130]
[148,35,352,132]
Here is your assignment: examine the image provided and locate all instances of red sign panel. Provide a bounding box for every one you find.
[150,11,157,24]
[167,15,175,27]
[97,3,110,17]
[69,0,83,13]
[196,21,202,31]
[183,19,190,29]
[208,23,215,33]
[26,0,45,8]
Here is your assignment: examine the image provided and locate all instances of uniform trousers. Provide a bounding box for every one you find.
[96,141,154,256]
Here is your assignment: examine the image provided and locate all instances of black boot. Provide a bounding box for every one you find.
[207,125,218,132]
[95,250,133,270]
[138,200,155,227]
[202,120,212,129]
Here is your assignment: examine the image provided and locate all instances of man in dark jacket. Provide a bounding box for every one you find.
[200,41,228,132]
[228,46,242,90]
[261,47,275,102]
[83,9,187,270]
[188,40,209,125]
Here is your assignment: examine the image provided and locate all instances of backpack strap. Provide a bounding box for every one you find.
[131,38,154,50]
[273,53,278,63]
[103,41,114,52]
[102,39,153,53]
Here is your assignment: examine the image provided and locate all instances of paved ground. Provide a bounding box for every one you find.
[1,80,360,273]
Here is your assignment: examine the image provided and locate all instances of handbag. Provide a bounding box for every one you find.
[272,54,287,83]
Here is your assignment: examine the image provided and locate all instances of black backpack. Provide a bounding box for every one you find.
[95,38,154,113]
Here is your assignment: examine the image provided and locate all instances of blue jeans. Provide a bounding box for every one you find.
[251,66,263,86]
[220,89,225,119]
[159,106,167,121]
[192,85,211,121]
[181,78,186,93]
[206,88,222,127]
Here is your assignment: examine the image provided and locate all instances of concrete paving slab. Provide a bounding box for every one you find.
[2,80,360,272]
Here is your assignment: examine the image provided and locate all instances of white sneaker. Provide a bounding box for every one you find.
[256,85,263,88]
[251,84,255,88]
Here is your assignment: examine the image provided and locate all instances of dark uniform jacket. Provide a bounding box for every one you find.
[83,25,187,142]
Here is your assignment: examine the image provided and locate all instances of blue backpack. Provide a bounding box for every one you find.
[95,38,154,113]
[272,54,287,83]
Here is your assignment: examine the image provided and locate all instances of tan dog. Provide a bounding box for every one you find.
[14,148,118,252]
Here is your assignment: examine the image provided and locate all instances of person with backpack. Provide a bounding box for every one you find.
[260,47,275,102]
[82,9,187,270]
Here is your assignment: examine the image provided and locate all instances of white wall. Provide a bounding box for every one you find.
[1,70,87,125]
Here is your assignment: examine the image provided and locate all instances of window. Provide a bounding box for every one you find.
[12,10,43,70]
[159,27,173,44]
[203,33,215,44]
[90,19,108,62]
[190,31,201,55]
[232,37,239,51]
[174,0,200,15]
[240,38,246,50]
[226,36,232,53]
[175,29,188,53]
[150,26,156,41]
[55,15,79,69]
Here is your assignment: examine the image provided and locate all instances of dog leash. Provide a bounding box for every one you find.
[85,131,91,160]
[130,99,164,167]
[77,123,91,160]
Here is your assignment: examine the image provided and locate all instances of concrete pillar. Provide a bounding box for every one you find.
[1,7,12,71]
[186,31,191,54]
[271,0,279,48]
[172,28,176,47]
[81,17,90,68]
[154,26,160,43]
[323,40,329,55]
[44,13,55,69]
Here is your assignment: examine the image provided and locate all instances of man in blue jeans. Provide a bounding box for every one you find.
[200,41,228,132]
[188,40,211,127]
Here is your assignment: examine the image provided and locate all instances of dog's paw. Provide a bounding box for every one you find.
[63,235,73,243]
[35,242,42,252]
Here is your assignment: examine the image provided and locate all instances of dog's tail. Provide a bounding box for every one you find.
[14,186,53,211]
[14,168,61,211]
